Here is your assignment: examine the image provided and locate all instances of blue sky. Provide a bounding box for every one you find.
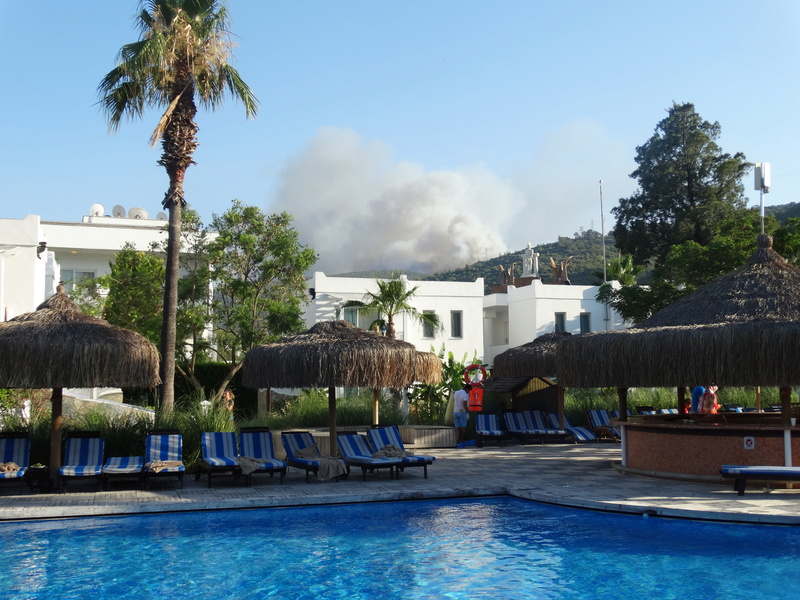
[2,1,799,273]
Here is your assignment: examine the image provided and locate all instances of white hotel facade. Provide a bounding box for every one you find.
[1,208,626,367]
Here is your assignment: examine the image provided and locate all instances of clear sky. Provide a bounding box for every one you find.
[2,1,799,273]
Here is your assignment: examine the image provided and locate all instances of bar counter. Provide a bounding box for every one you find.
[617,413,799,479]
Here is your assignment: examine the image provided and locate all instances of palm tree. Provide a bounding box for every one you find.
[349,276,442,425]
[354,276,441,340]
[98,0,257,413]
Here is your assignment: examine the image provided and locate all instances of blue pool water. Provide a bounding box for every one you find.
[1,497,798,599]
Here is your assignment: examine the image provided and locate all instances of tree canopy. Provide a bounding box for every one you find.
[612,102,750,268]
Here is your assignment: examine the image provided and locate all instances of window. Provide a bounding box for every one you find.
[423,310,436,338]
[343,306,359,326]
[450,310,463,338]
[554,312,566,333]
[60,269,95,293]
[580,313,591,334]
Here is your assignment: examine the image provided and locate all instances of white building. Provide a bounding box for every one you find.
[304,272,486,360]
[2,208,626,368]
[304,272,626,366]
[483,279,625,365]
[0,205,169,319]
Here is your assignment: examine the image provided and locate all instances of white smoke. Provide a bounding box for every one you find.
[271,127,525,274]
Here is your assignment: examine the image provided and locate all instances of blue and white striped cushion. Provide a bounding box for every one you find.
[338,435,396,465]
[240,431,287,469]
[366,427,435,463]
[503,412,532,433]
[0,436,29,479]
[546,414,597,442]
[475,414,503,436]
[102,456,143,474]
[201,432,239,466]
[145,434,185,472]
[60,437,104,477]
[281,432,320,466]
[526,410,563,434]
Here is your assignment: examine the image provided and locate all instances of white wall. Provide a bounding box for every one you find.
[0,215,50,319]
[304,272,486,360]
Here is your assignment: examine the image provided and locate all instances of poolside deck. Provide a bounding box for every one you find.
[1,444,799,524]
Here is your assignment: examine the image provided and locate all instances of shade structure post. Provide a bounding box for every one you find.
[328,386,337,451]
[372,388,380,426]
[677,386,687,413]
[49,388,63,486]
[780,386,792,426]
[617,387,628,422]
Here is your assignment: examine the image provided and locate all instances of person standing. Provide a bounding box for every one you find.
[691,386,706,413]
[453,383,471,443]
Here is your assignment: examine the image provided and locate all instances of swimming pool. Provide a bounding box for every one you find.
[1,497,798,599]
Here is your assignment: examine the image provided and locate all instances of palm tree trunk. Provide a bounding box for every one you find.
[158,200,182,414]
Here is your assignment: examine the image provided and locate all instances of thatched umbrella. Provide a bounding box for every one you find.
[0,289,160,478]
[556,234,800,421]
[493,332,571,378]
[242,320,442,440]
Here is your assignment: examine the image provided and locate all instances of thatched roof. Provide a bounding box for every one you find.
[0,291,161,389]
[556,235,800,388]
[242,320,441,389]
[638,234,800,328]
[492,332,571,378]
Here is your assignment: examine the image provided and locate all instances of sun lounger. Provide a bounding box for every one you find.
[0,432,31,493]
[636,405,657,415]
[336,433,402,480]
[720,465,800,495]
[585,410,621,441]
[102,455,144,490]
[475,413,507,447]
[198,432,242,488]
[281,431,345,483]
[501,411,542,445]
[238,427,287,485]
[143,430,185,489]
[546,413,597,443]
[659,408,679,414]
[366,425,435,478]
[59,432,104,492]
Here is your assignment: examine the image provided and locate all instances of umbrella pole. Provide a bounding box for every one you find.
[372,388,379,426]
[328,386,337,454]
[50,387,63,488]
[780,386,792,426]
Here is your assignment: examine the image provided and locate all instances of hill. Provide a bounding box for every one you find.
[427,229,615,292]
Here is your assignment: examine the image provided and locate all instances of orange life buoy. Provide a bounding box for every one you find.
[463,364,487,386]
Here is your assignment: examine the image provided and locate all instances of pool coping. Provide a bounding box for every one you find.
[1,445,799,525]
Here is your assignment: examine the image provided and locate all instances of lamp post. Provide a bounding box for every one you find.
[755,163,771,234]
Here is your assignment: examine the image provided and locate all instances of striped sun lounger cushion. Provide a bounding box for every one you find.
[503,412,537,434]
[102,456,143,474]
[337,434,400,466]
[366,426,435,464]
[0,435,30,479]
[475,413,504,436]
[145,434,185,472]
[281,432,321,466]
[201,432,239,467]
[586,410,622,439]
[523,410,564,434]
[60,437,104,477]
[546,413,596,442]
[240,431,287,469]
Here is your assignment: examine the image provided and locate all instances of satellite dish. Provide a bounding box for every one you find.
[89,203,105,217]
[128,207,149,220]
[157,211,168,221]
[112,205,126,218]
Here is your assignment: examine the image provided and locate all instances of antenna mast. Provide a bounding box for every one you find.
[600,179,607,283]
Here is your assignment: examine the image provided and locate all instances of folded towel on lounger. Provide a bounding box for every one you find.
[293,445,345,480]
[237,457,263,476]
[145,460,183,473]
[0,462,19,473]
[372,444,413,458]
